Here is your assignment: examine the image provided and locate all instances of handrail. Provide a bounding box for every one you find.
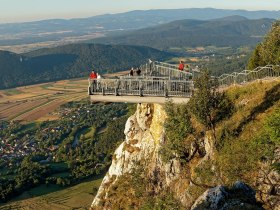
[88,61,280,100]
[216,65,280,86]
[89,78,194,98]
[138,60,195,82]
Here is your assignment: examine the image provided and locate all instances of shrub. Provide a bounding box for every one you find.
[189,71,233,140]
[264,107,280,144]
[160,101,194,162]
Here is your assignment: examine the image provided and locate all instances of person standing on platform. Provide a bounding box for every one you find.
[129,68,134,76]
[97,73,102,90]
[136,67,141,76]
[178,60,184,71]
[89,70,97,94]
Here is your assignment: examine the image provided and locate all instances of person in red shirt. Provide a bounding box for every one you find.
[89,70,97,93]
[89,70,97,79]
[178,61,184,71]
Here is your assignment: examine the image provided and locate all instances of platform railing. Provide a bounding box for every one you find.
[89,62,279,100]
[136,61,193,80]
[89,78,194,98]
[217,65,280,87]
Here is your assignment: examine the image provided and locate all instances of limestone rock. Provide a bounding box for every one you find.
[91,102,216,209]
[91,103,166,208]
[191,181,262,210]
[256,146,280,210]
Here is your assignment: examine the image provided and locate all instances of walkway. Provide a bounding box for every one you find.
[89,61,280,103]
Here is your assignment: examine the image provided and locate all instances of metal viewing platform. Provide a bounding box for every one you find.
[89,61,195,103]
[89,61,280,104]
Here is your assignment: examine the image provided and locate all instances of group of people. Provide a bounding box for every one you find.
[129,67,141,77]
[89,70,102,93]
[178,60,189,72]
[89,70,101,80]
[88,60,189,94]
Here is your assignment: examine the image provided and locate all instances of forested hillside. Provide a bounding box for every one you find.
[0,44,172,89]
[0,8,279,47]
[248,20,280,69]
[92,17,275,50]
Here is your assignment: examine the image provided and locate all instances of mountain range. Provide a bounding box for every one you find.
[91,16,275,49]
[0,8,279,47]
[0,16,276,89]
[0,44,172,89]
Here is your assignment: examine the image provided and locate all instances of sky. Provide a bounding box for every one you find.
[0,0,279,23]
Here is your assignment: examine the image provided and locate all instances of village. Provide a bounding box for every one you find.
[0,105,84,165]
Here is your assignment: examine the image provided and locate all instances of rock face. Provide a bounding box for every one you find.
[91,103,173,208]
[256,146,280,210]
[90,103,269,210]
[191,181,262,210]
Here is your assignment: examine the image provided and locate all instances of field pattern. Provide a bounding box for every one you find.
[0,177,103,210]
[0,79,89,122]
[0,70,129,123]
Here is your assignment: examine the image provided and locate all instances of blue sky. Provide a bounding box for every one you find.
[0,0,279,23]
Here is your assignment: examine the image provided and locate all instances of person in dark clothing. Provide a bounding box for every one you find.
[129,68,134,76]
[136,68,141,76]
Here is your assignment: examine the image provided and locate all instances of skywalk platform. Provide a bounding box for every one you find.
[90,94,190,104]
[89,61,195,103]
[89,61,279,104]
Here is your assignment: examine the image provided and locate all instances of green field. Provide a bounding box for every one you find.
[0,176,104,210]
[3,89,22,95]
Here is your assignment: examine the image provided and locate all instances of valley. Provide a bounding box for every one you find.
[0,5,279,210]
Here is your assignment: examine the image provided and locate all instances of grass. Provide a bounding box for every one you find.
[51,172,71,178]
[10,99,53,120]
[48,162,69,171]
[27,184,64,197]
[3,89,22,95]
[213,80,280,185]
[40,84,54,89]
[82,127,96,140]
[17,122,37,132]
[0,176,104,210]
[0,168,17,179]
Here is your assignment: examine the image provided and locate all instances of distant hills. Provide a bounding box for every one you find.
[0,44,172,89]
[0,8,279,48]
[91,16,276,49]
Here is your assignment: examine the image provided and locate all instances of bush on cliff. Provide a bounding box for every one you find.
[160,101,194,162]
[189,71,233,140]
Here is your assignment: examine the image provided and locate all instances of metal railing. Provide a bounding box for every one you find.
[118,60,196,80]
[216,65,280,87]
[137,61,193,80]
[88,61,279,100]
[89,78,194,98]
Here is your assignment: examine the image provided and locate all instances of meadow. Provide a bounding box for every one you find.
[0,176,103,210]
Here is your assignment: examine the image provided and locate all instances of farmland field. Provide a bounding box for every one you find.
[0,70,129,123]
[0,176,103,210]
[0,79,89,122]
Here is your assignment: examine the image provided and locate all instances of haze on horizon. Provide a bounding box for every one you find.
[0,0,279,24]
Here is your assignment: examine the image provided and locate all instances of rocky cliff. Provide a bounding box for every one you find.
[91,102,272,209]
[91,103,194,209]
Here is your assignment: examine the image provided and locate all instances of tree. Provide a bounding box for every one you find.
[247,20,280,69]
[161,101,194,162]
[189,71,233,140]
